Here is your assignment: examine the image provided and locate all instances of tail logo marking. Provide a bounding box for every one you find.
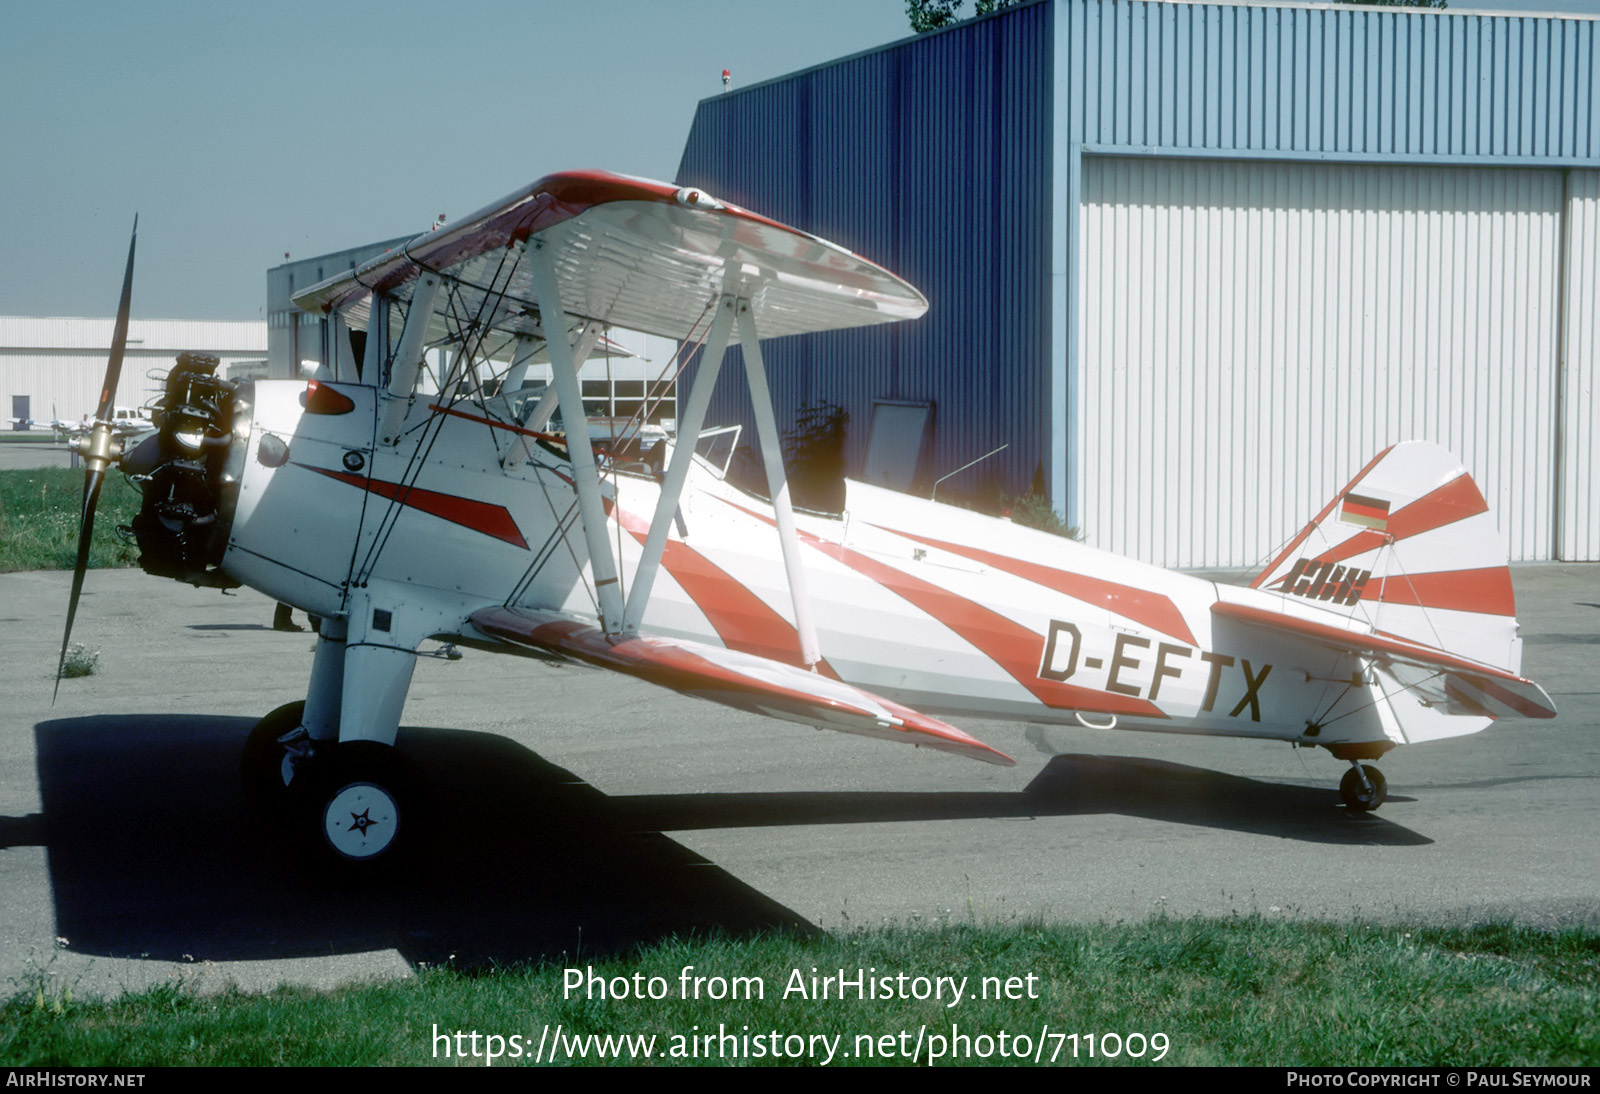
[1279,558,1371,607]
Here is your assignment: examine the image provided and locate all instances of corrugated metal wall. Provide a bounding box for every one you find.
[1058,1,1599,565]
[677,0,1598,562]
[678,0,1053,501]
[1063,1,1598,160]
[1056,1,1599,564]
[1561,169,1600,561]
[1078,158,1564,567]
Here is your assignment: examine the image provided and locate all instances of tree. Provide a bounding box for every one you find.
[907,0,1027,34]
[781,400,849,512]
[910,0,1443,32]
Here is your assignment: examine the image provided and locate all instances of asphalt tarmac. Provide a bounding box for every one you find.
[0,560,1594,1000]
[0,437,78,472]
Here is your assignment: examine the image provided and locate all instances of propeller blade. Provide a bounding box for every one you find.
[55,216,137,701]
[95,215,137,423]
[54,468,107,701]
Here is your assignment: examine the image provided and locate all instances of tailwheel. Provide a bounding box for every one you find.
[241,701,316,817]
[298,741,421,873]
[1339,763,1388,812]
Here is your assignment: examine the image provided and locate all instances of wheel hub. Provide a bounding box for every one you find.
[322,782,399,859]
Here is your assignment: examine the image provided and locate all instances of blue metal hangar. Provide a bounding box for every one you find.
[676,0,1599,568]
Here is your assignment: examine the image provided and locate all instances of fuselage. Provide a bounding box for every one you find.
[220,380,1410,752]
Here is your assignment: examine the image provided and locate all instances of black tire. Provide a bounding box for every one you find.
[296,741,422,874]
[1339,764,1388,812]
[240,701,307,817]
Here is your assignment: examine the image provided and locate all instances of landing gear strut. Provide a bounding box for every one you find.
[243,591,432,873]
[240,700,314,815]
[1339,762,1387,812]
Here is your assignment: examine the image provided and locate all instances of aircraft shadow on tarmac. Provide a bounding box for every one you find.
[16,715,1427,971]
[613,752,1429,850]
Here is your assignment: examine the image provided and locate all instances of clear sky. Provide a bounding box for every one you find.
[4,0,1595,321]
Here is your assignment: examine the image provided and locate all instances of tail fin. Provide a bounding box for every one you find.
[1250,441,1520,673]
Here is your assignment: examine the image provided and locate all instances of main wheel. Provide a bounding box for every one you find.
[241,701,309,817]
[1339,764,1388,812]
[298,741,421,872]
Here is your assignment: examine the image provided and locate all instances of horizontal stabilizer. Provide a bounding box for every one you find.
[1213,601,1557,721]
[471,607,1014,766]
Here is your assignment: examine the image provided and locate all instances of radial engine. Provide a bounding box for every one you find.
[120,351,254,587]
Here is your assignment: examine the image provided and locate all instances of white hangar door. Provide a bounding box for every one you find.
[1077,158,1569,569]
[1561,169,1600,563]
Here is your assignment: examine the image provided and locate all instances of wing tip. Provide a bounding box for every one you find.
[902,729,1016,766]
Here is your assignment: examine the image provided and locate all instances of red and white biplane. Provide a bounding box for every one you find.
[59,171,1556,867]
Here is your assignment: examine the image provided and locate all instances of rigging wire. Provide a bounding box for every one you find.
[610,303,715,455]
[354,245,520,583]
[606,323,628,609]
[1311,667,1448,732]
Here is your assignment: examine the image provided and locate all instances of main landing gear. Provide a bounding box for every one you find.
[1321,742,1393,813]
[1338,761,1388,812]
[240,703,420,871]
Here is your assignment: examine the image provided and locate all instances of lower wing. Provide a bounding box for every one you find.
[471,606,1014,766]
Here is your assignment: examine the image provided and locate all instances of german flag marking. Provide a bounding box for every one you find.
[1340,493,1390,531]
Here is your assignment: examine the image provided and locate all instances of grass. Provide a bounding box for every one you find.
[59,643,99,678]
[3,919,1595,1066]
[0,468,142,572]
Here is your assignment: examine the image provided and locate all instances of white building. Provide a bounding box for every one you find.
[1,317,265,430]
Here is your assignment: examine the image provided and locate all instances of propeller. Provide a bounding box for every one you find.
[54,216,137,701]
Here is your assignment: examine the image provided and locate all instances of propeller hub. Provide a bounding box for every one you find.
[72,424,123,475]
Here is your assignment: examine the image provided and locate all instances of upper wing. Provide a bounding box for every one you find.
[1212,600,1557,720]
[471,606,1014,766]
[298,172,986,763]
[291,171,927,346]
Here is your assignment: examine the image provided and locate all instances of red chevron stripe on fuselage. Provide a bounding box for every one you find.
[298,465,529,549]
[721,499,1166,718]
[608,502,829,673]
[871,525,1197,646]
